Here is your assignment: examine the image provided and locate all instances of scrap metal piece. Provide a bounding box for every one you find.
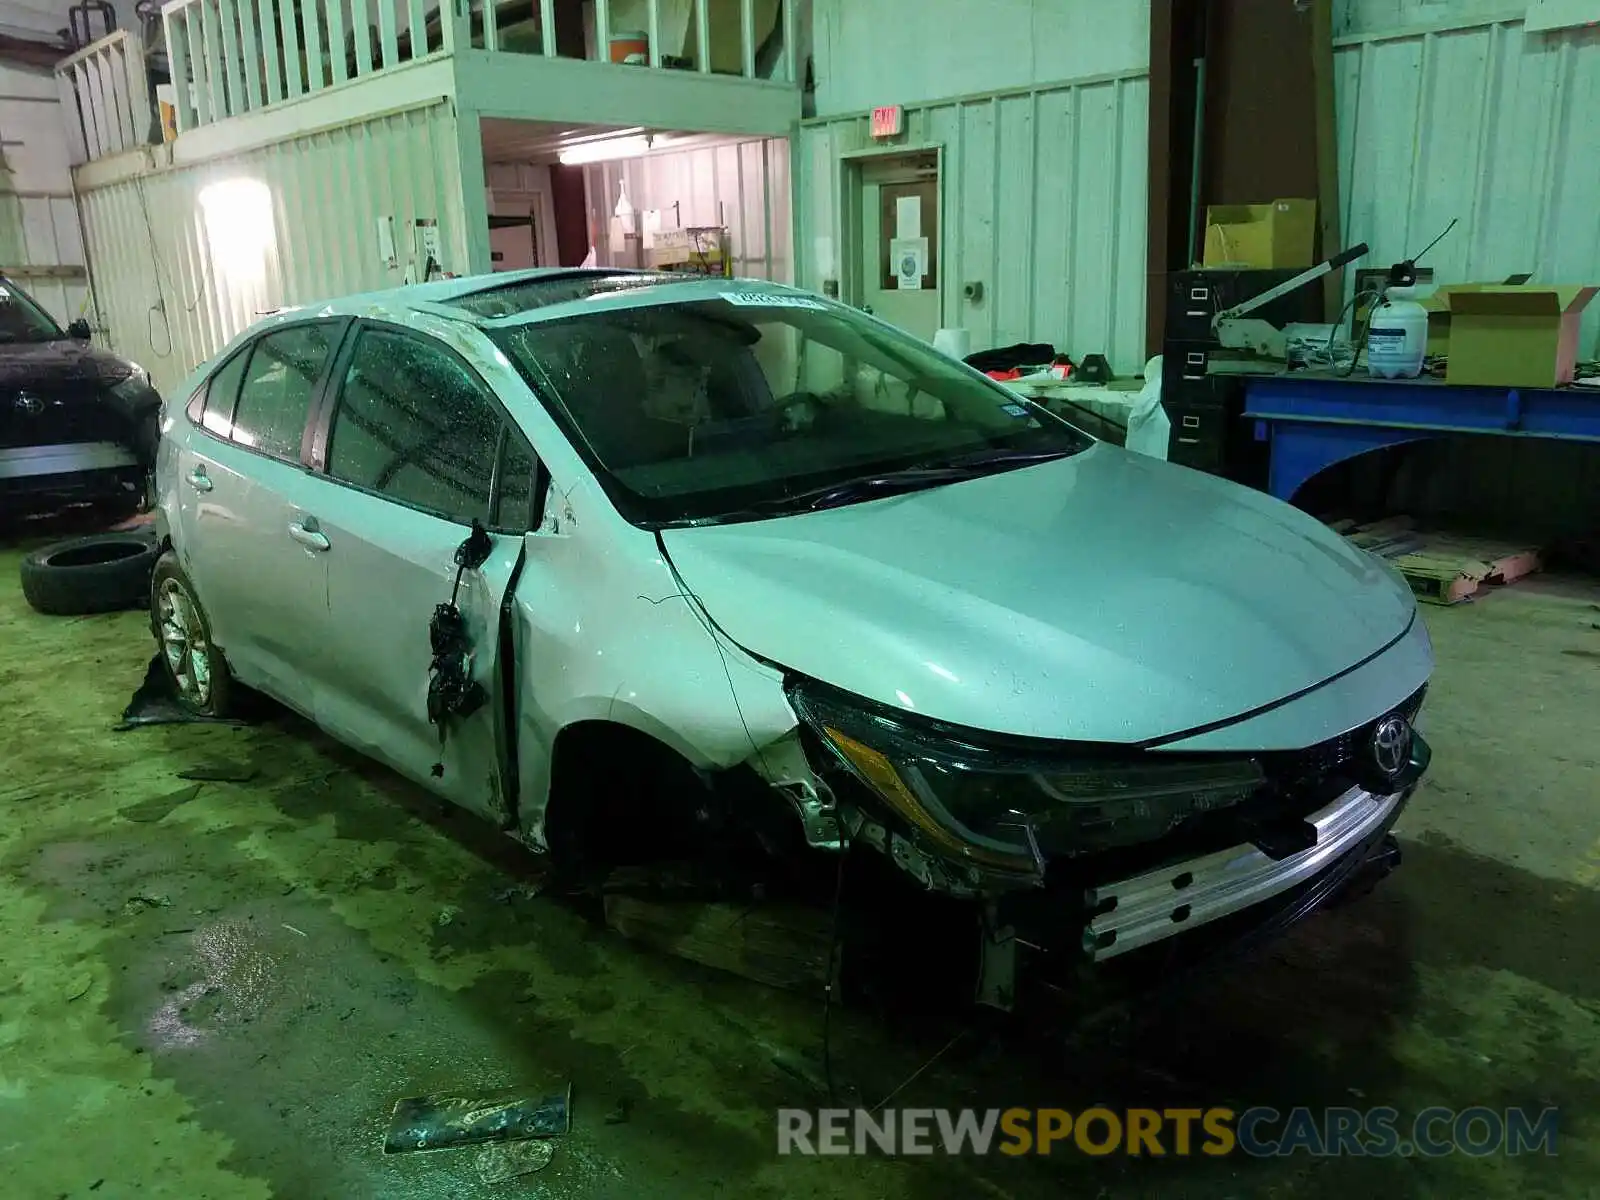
[476,1138,555,1183]
[382,1084,571,1155]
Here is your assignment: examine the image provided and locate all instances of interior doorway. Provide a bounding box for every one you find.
[843,147,942,342]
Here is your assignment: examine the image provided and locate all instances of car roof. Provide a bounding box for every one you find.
[273,269,823,330]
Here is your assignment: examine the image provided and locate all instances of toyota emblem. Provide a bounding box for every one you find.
[1370,713,1413,780]
[14,392,42,416]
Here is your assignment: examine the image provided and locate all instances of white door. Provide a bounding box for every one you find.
[172,320,346,713]
[301,322,539,827]
[856,152,941,342]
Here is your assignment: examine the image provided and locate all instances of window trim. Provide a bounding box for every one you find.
[186,317,352,469]
[311,319,541,534]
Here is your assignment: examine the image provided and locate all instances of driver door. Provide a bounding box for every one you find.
[300,322,539,826]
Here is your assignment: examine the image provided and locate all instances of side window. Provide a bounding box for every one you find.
[494,431,537,532]
[231,324,336,460]
[326,328,523,528]
[191,347,250,437]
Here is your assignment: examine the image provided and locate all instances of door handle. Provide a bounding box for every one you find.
[288,519,330,552]
[186,467,213,493]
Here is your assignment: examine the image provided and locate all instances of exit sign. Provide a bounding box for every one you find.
[871,105,904,139]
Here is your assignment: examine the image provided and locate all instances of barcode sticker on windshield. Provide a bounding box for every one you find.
[720,291,826,309]
[1001,403,1030,417]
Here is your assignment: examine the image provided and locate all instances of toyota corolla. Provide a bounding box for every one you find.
[151,269,1431,1002]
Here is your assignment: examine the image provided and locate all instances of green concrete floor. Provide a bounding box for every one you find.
[2,539,1598,1199]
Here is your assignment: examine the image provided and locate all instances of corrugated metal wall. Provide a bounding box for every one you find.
[1336,16,1600,354]
[583,137,792,281]
[0,61,90,326]
[796,72,1150,371]
[76,102,467,395]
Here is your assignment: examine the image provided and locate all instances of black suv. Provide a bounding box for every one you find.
[0,277,161,519]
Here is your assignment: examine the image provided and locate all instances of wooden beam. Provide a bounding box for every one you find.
[646,0,660,67]
[324,0,346,84]
[740,0,753,77]
[378,0,399,69]
[237,0,263,107]
[408,0,427,59]
[200,0,227,118]
[780,0,794,83]
[279,0,305,96]
[258,0,284,103]
[480,0,497,53]
[302,0,325,89]
[540,0,555,56]
[694,0,709,72]
[124,31,153,144]
[163,8,197,130]
[351,0,373,75]
[56,68,89,163]
[594,0,609,63]
[217,0,245,115]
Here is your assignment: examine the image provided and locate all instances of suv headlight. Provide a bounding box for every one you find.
[788,681,1264,877]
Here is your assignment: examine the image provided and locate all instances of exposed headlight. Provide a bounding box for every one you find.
[109,362,153,395]
[789,682,1264,877]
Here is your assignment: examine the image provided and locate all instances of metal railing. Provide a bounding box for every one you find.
[54,0,797,157]
[55,30,154,164]
[155,0,797,136]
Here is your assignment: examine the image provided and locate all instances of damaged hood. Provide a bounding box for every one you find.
[660,445,1417,744]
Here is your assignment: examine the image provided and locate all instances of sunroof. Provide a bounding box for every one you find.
[445,270,678,319]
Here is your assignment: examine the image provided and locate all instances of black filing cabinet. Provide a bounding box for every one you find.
[1162,268,1323,487]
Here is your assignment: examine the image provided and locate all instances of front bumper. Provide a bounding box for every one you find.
[0,441,142,480]
[1083,782,1406,960]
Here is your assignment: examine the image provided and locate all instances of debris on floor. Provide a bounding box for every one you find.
[602,864,837,994]
[176,761,259,783]
[475,1137,555,1184]
[115,655,248,730]
[1337,516,1542,605]
[382,1083,571,1155]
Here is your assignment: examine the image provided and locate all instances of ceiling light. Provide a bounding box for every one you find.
[558,134,674,165]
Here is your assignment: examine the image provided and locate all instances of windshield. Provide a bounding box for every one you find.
[489,295,1091,526]
[0,280,65,344]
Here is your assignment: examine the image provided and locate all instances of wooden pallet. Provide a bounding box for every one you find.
[1336,518,1542,605]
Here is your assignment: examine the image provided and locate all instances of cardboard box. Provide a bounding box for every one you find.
[1443,285,1598,388]
[1202,199,1317,269]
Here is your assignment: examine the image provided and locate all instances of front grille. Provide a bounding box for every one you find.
[1265,683,1427,789]
[0,382,120,449]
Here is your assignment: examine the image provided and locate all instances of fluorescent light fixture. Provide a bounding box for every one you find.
[558,133,676,166]
[199,177,275,286]
[558,135,650,165]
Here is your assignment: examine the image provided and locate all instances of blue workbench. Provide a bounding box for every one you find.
[1240,371,1600,502]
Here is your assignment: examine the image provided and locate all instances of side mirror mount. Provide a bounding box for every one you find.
[66,318,91,340]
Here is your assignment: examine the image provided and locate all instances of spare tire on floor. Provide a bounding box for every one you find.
[20,530,161,616]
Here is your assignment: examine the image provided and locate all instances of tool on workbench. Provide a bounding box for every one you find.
[1366,218,1458,379]
[1210,243,1369,365]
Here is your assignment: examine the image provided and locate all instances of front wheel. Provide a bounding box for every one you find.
[149,551,233,717]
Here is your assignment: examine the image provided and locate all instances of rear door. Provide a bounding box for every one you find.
[172,319,347,711]
[300,321,538,824]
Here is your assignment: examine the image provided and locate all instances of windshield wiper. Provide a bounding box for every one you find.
[759,449,1077,516]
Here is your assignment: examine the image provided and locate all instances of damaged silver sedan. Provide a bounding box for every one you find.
[152,270,1431,1001]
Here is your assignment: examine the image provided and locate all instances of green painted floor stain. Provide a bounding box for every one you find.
[2,543,1597,1199]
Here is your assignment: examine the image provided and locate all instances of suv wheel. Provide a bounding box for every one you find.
[150,552,233,717]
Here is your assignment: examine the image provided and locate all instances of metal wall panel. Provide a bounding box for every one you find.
[796,74,1149,372]
[76,101,466,395]
[0,61,91,326]
[583,136,792,281]
[1336,17,1600,354]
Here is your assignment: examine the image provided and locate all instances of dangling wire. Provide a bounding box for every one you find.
[1406,217,1459,267]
